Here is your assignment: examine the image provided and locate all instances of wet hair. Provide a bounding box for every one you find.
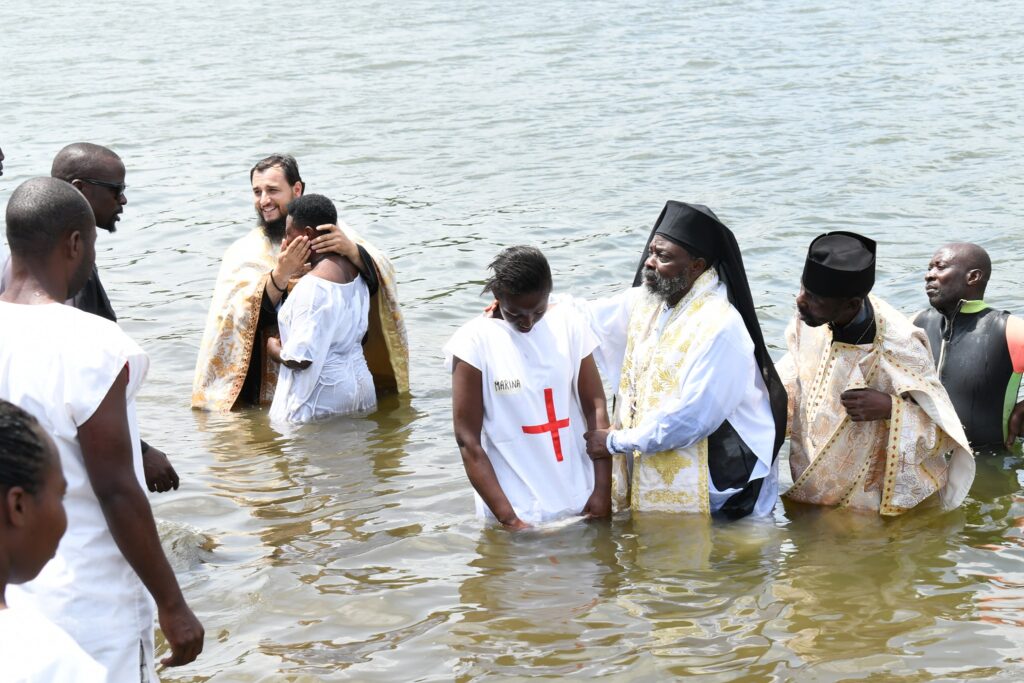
[287,193,337,230]
[482,245,553,298]
[0,400,49,495]
[5,177,94,259]
[250,153,304,192]
[50,142,121,183]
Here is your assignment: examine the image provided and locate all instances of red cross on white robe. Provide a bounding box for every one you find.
[521,387,571,462]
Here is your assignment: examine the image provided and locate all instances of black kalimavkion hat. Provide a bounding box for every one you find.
[802,231,876,298]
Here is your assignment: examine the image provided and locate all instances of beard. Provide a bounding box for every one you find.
[257,207,286,242]
[643,267,689,303]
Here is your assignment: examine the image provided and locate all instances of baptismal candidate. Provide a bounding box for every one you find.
[778,232,974,515]
[0,178,203,678]
[583,202,787,519]
[446,246,611,528]
[913,243,1024,450]
[268,194,377,423]
[0,400,106,682]
[192,154,408,411]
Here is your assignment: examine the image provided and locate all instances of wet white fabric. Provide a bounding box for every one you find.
[443,303,600,523]
[0,302,157,682]
[572,285,778,517]
[0,605,107,682]
[270,273,376,424]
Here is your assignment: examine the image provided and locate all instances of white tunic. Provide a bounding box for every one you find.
[269,273,376,424]
[443,303,600,523]
[574,286,779,517]
[0,302,157,682]
[0,605,107,682]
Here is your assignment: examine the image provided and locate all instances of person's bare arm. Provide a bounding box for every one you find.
[266,336,311,370]
[577,354,611,518]
[452,357,528,530]
[78,368,204,667]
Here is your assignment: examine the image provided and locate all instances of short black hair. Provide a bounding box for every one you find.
[0,400,49,495]
[250,153,304,192]
[482,245,553,298]
[50,142,121,183]
[287,193,337,230]
[5,177,94,259]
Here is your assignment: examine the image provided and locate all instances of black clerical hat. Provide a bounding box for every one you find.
[802,231,876,298]
[653,201,721,261]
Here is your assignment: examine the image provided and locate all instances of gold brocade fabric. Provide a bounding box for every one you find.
[192,228,277,411]
[345,226,410,397]
[612,269,730,515]
[780,296,974,515]
[191,226,410,412]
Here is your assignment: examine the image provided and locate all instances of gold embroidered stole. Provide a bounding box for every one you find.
[783,296,974,515]
[612,270,729,515]
[192,228,277,411]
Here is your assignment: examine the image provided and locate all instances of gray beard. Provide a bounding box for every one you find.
[643,268,689,303]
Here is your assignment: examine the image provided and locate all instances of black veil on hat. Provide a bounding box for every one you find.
[801,231,876,298]
[631,201,788,518]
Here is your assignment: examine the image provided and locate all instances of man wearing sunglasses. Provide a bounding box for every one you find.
[0,143,180,495]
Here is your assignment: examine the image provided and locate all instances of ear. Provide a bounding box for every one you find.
[5,486,28,529]
[292,181,304,198]
[965,269,983,287]
[67,229,83,260]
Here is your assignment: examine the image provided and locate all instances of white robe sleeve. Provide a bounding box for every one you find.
[279,282,329,364]
[443,319,484,372]
[561,288,637,389]
[610,325,755,455]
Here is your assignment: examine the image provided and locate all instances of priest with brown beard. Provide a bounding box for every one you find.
[192,154,409,411]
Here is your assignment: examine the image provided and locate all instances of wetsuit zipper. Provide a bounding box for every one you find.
[937,299,965,377]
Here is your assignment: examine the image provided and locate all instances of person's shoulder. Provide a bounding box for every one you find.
[0,607,106,681]
[224,227,268,257]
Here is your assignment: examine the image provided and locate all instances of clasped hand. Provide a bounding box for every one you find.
[840,388,892,422]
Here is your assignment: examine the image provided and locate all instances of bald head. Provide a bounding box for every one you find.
[50,143,121,182]
[925,242,992,314]
[6,177,95,258]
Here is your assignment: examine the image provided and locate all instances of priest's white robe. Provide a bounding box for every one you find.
[576,270,778,517]
[0,302,157,682]
[444,303,600,523]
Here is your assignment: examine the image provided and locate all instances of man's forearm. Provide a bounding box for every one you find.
[97,482,186,609]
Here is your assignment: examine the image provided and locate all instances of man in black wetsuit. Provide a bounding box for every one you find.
[914,242,1024,451]
[1,143,180,492]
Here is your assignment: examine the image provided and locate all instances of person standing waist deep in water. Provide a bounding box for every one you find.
[914,242,1024,451]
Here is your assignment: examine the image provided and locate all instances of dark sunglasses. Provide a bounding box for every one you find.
[78,178,127,197]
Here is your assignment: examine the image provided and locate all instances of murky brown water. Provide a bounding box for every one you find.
[3,0,1024,679]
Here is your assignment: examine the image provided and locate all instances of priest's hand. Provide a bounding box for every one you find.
[585,429,612,459]
[143,445,179,493]
[840,388,892,422]
[275,235,311,282]
[311,222,358,261]
[1006,400,1024,449]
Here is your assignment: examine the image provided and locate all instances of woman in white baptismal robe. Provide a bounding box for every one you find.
[269,274,377,424]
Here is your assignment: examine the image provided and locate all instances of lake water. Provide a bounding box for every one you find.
[3,0,1024,680]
